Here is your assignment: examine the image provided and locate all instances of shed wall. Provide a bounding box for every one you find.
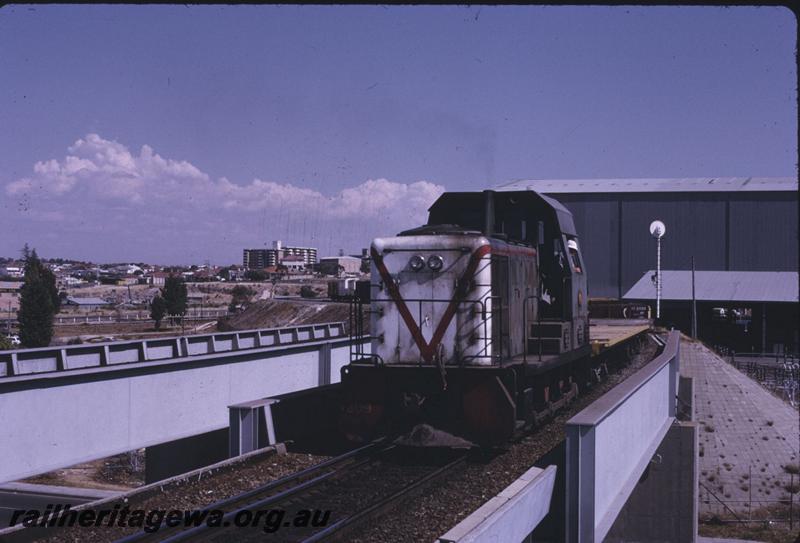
[549,191,797,298]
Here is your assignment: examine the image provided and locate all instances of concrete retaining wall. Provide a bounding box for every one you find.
[0,328,366,484]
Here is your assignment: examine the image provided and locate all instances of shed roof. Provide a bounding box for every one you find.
[66,296,112,305]
[320,256,361,262]
[495,177,796,194]
[623,270,799,303]
[0,281,23,290]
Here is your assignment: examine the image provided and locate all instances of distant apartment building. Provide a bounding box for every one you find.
[243,249,268,270]
[0,281,22,313]
[243,241,317,270]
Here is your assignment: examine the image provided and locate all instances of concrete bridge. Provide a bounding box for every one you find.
[0,323,367,484]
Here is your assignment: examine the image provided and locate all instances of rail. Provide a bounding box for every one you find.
[113,440,389,543]
[565,330,679,543]
[114,439,467,543]
[0,322,346,378]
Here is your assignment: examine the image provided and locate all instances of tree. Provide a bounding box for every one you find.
[43,267,60,313]
[300,285,317,299]
[0,336,11,350]
[244,269,266,282]
[18,246,56,347]
[150,295,167,330]
[21,244,60,312]
[228,285,253,312]
[161,275,188,324]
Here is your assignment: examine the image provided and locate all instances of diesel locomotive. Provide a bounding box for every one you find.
[341,189,592,445]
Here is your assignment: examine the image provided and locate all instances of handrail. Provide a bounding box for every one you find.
[1,321,348,378]
[566,330,680,543]
[568,331,679,427]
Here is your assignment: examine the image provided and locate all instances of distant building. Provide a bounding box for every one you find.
[0,265,23,279]
[116,276,139,286]
[624,270,799,353]
[243,249,268,270]
[59,276,86,288]
[109,264,143,276]
[148,272,171,286]
[243,240,317,270]
[495,177,798,299]
[319,256,362,276]
[0,281,22,313]
[280,255,307,273]
[65,296,112,311]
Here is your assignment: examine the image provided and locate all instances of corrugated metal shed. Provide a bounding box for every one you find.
[623,270,799,303]
[495,177,796,193]
[66,296,111,306]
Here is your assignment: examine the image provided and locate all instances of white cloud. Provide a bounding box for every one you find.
[3,134,447,261]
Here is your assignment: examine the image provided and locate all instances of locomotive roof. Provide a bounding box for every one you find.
[426,190,577,237]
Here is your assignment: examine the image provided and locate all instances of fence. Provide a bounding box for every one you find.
[700,469,798,531]
[0,322,345,377]
[720,351,800,407]
[53,308,229,325]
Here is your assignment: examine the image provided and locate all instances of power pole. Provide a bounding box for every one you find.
[691,256,697,339]
[656,235,662,319]
[650,221,666,321]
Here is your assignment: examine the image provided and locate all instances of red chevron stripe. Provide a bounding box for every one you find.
[371,244,492,363]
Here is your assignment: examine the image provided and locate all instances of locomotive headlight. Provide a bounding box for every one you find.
[409,255,425,271]
[427,255,444,271]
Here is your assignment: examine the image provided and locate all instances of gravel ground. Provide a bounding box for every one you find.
[350,334,661,542]
[23,450,145,491]
[27,450,328,543]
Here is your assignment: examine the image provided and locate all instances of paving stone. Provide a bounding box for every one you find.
[680,338,799,514]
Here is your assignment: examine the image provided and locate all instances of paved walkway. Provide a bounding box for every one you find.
[680,337,799,514]
[697,537,767,543]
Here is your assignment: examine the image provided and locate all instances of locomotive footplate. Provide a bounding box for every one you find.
[340,362,518,446]
[507,344,593,376]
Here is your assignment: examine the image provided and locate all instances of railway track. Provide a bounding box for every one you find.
[113,440,467,543]
[99,331,658,543]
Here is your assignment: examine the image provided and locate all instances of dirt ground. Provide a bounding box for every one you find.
[699,515,799,543]
[23,450,146,491]
[61,281,277,311]
[217,298,355,332]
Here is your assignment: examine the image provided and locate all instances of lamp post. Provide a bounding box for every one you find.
[649,220,666,320]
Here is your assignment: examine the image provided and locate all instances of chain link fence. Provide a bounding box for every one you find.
[700,470,799,530]
[710,347,800,407]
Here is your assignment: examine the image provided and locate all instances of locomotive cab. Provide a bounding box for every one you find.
[341,189,591,445]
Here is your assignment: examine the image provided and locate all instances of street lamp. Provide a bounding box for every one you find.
[649,220,666,320]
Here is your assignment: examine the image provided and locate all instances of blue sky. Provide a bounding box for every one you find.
[0,5,795,264]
